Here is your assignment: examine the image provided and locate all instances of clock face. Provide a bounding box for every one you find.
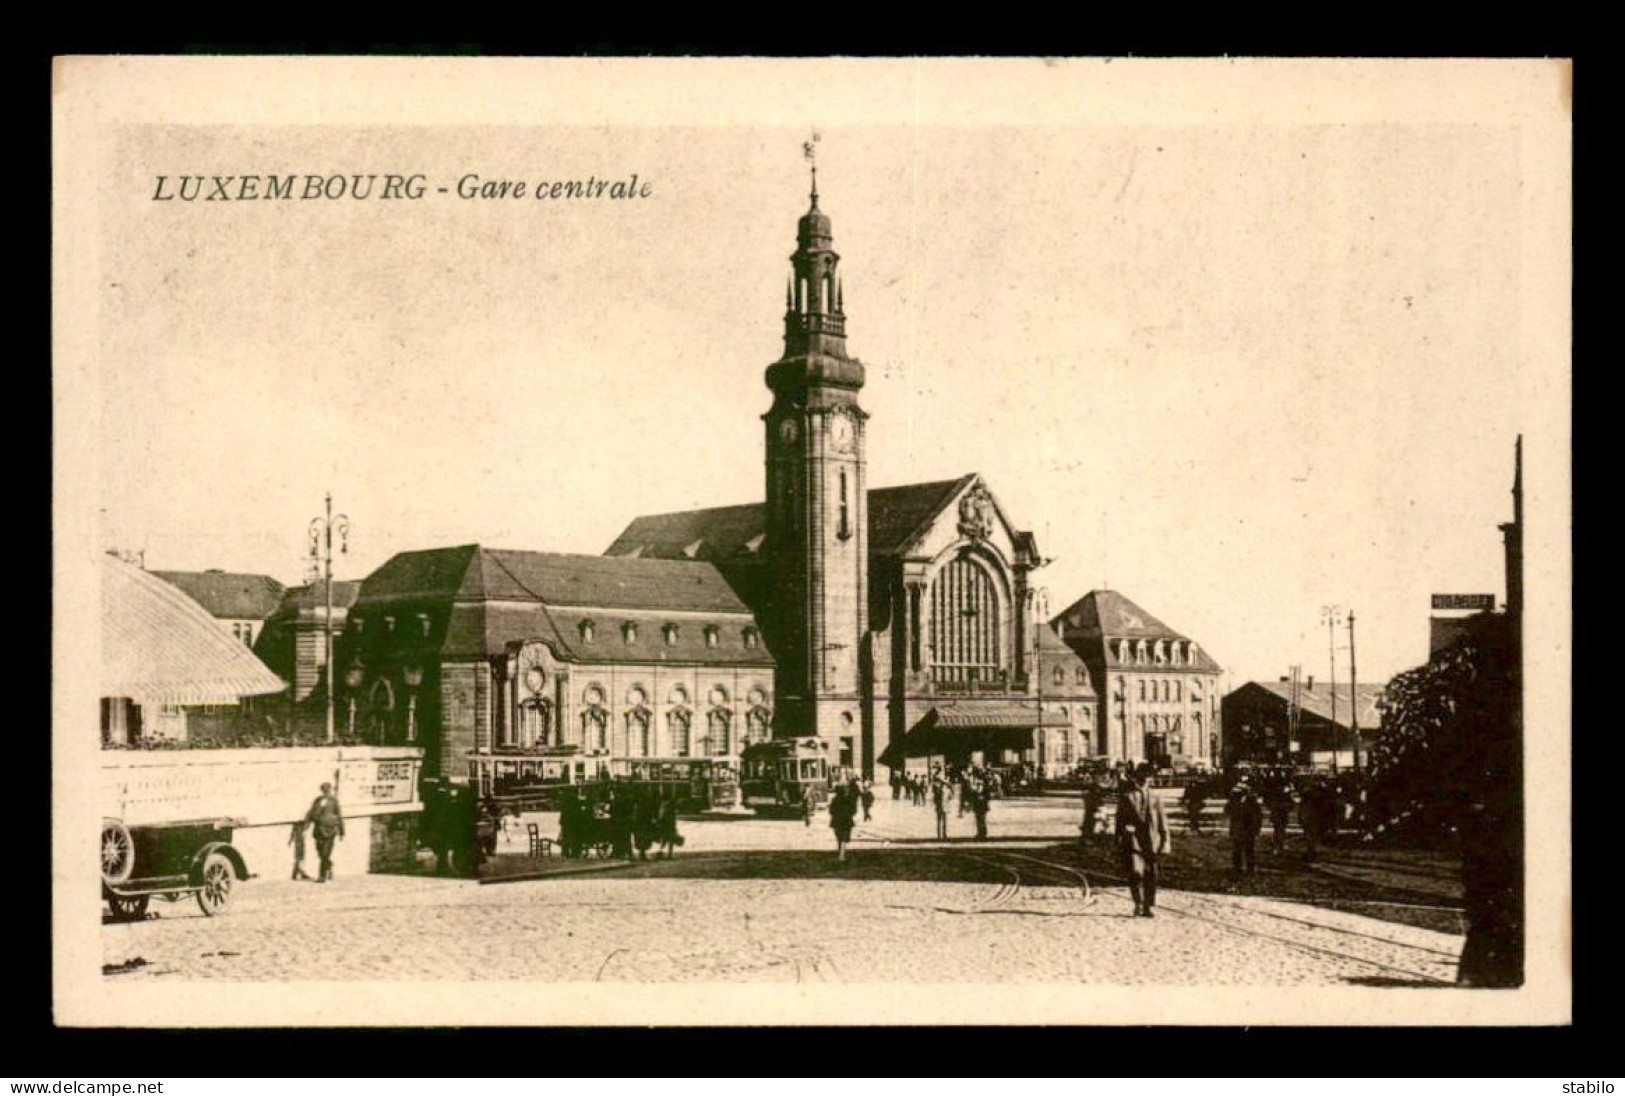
[830,415,854,453]
[778,418,799,446]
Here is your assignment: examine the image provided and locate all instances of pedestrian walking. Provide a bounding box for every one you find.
[1266,775,1295,856]
[1226,776,1264,877]
[1115,764,1170,917]
[969,779,990,840]
[304,782,345,883]
[931,777,949,840]
[288,818,311,881]
[829,782,858,863]
[1181,780,1206,835]
[1081,778,1102,842]
[860,780,875,822]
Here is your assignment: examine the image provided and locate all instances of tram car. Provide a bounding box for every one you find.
[613,757,742,812]
[740,738,833,813]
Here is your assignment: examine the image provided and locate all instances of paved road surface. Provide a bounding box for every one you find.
[103,796,1462,984]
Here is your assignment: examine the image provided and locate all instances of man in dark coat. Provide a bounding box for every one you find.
[305,782,345,883]
[1226,776,1265,876]
[1115,765,1170,917]
[968,778,991,840]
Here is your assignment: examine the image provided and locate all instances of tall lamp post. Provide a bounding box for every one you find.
[1347,610,1361,772]
[343,663,364,741]
[1320,605,1344,772]
[1027,586,1049,773]
[309,493,350,744]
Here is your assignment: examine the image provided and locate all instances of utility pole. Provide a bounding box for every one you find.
[1320,605,1343,772]
[1347,610,1361,772]
[309,493,350,743]
[1287,663,1301,762]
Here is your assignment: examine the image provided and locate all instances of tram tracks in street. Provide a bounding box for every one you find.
[856,819,1456,984]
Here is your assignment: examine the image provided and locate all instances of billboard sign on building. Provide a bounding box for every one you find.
[1431,593,1496,611]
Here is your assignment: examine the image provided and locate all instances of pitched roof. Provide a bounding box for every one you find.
[359,545,758,615]
[442,603,773,666]
[150,570,285,621]
[604,475,976,561]
[1035,624,1097,696]
[1240,679,1386,731]
[103,556,287,705]
[269,580,363,620]
[1053,589,1222,672]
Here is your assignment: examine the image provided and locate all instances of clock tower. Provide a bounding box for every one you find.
[763,168,869,759]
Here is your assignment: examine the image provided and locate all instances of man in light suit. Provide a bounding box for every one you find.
[1115,764,1171,918]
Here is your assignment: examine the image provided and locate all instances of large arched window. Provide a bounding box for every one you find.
[927,554,1004,688]
[626,707,652,757]
[519,698,552,749]
[708,708,733,755]
[667,706,692,756]
[368,677,396,745]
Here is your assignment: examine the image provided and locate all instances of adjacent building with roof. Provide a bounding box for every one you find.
[252,579,363,735]
[344,545,775,789]
[1221,678,1384,768]
[150,569,285,648]
[101,555,287,744]
[1053,589,1224,769]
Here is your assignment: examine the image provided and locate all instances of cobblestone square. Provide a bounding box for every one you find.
[102,795,1464,985]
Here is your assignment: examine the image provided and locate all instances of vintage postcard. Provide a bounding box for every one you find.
[52,56,1571,1026]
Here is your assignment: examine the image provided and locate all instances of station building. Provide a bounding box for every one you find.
[337,176,1211,785]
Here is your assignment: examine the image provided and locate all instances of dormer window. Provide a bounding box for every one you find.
[743,627,759,650]
[1053,665,1064,687]
[1076,666,1088,685]
[705,625,720,649]
[622,622,639,645]
[664,623,680,647]
[579,620,596,644]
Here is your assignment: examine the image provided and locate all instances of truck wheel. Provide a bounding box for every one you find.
[101,820,135,885]
[196,852,234,916]
[107,894,149,921]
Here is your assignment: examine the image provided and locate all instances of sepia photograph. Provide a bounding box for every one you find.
[51,56,1571,1027]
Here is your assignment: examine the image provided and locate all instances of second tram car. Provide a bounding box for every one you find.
[740,738,833,811]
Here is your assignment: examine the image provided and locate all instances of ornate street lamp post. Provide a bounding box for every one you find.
[308,493,350,744]
[403,664,424,744]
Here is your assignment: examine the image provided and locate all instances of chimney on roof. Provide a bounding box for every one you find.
[1279,675,1290,683]
[1306,675,1315,691]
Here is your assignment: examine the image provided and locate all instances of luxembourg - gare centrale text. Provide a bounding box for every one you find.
[150,173,655,202]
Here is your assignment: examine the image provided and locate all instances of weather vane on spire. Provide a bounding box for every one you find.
[803,130,821,205]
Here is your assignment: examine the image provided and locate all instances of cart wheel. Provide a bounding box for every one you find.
[196,852,234,916]
[107,893,149,921]
[101,820,135,886]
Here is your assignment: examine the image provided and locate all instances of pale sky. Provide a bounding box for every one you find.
[90,86,1557,688]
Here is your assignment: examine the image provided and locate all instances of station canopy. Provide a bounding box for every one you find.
[878,703,1070,767]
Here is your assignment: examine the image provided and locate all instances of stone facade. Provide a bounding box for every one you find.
[1054,591,1223,769]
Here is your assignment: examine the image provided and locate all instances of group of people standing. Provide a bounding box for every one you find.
[558,785,682,861]
[890,764,997,840]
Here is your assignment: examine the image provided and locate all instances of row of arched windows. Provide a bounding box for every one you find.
[1136,678,1193,703]
[502,681,772,757]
